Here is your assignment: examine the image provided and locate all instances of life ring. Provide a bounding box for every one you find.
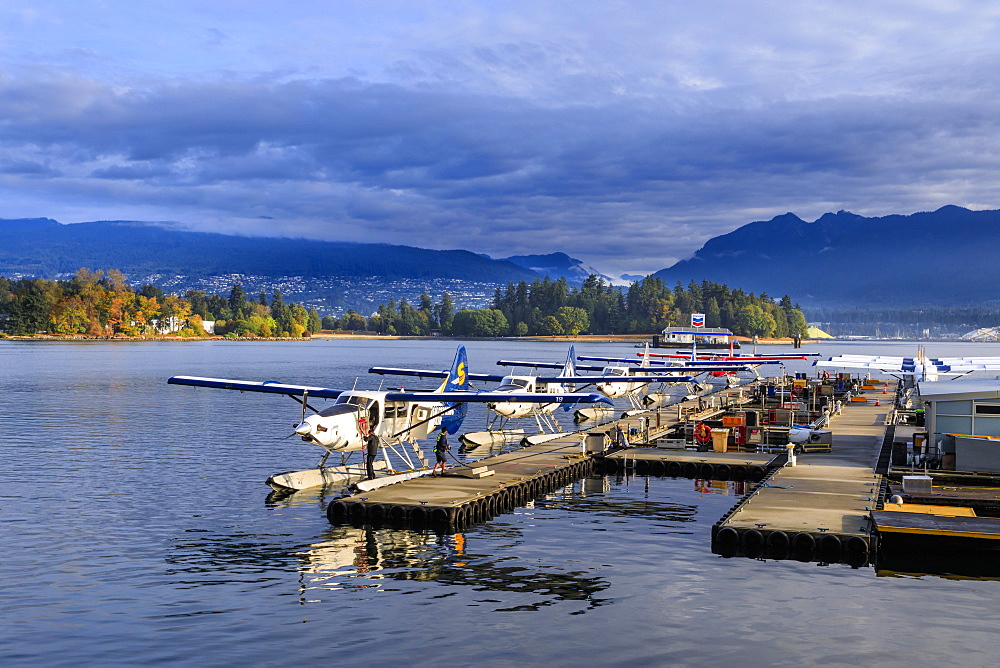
[694,422,712,444]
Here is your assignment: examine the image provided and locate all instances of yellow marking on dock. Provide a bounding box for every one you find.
[881,504,976,517]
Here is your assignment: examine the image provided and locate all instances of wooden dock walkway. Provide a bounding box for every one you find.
[327,433,593,528]
[599,448,778,481]
[325,375,899,568]
[710,384,897,566]
[326,381,767,530]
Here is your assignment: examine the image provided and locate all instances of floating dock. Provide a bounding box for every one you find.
[326,383,765,530]
[327,433,595,529]
[710,384,897,567]
[327,376,912,571]
[598,448,778,482]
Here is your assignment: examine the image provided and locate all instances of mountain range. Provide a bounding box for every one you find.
[2,206,995,310]
[653,205,999,307]
[0,218,616,284]
[0,218,540,283]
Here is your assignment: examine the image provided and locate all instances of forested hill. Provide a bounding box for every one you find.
[0,218,538,283]
[652,205,1000,307]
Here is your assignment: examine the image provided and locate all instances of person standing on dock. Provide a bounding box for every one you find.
[365,431,380,480]
[432,427,450,475]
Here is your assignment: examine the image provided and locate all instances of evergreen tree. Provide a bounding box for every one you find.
[307,308,322,334]
[9,279,51,335]
[228,283,246,314]
[435,293,455,333]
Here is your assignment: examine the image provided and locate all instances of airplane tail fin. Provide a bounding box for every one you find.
[558,345,577,378]
[558,345,582,411]
[438,346,470,434]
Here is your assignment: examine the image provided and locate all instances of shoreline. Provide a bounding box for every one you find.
[2,332,815,344]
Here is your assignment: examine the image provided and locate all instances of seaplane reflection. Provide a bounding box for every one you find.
[296,520,611,610]
[298,525,445,598]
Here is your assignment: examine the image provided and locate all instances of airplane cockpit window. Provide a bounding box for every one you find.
[497,378,530,392]
[336,395,370,407]
[317,404,358,417]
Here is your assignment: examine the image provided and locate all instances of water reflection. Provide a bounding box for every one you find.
[875,553,1000,580]
[286,474,722,605]
[166,529,299,584]
[295,473,728,611]
[299,525,436,595]
[298,520,611,611]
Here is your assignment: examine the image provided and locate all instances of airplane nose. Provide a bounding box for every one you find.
[294,422,311,435]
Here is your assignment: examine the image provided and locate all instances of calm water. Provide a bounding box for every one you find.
[4,338,1000,666]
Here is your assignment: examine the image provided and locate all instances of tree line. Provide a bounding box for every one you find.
[1,270,809,340]
[0,269,324,337]
[365,275,809,338]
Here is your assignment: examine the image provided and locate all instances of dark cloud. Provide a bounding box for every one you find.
[0,158,61,176]
[1,47,1000,276]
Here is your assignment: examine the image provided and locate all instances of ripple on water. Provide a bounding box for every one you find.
[6,340,1000,664]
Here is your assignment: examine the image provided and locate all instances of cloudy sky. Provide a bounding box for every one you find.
[2,1,999,277]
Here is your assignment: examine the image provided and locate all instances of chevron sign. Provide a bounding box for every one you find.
[691,313,705,328]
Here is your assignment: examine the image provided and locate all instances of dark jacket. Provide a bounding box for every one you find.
[434,431,449,452]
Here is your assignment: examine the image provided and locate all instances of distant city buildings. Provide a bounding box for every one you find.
[133,273,501,317]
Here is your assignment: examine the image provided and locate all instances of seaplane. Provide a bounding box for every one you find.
[640,332,815,376]
[168,346,611,493]
[494,345,709,419]
[641,350,820,362]
[631,347,799,392]
[370,346,608,447]
[814,347,1000,385]
[561,343,765,410]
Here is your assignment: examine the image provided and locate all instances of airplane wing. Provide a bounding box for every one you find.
[577,355,669,365]
[533,374,696,384]
[926,357,1000,372]
[812,355,1000,376]
[577,355,776,368]
[814,356,918,372]
[649,352,819,360]
[495,359,567,370]
[169,376,613,404]
[383,391,614,405]
[498,360,616,373]
[368,367,505,383]
[168,376,347,398]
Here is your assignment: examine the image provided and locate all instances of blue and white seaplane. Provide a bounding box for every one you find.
[814,347,1000,385]
[168,346,611,492]
[494,344,713,420]
[565,344,760,413]
[370,346,600,447]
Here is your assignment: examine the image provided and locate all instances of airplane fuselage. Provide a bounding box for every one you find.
[488,375,568,418]
[295,391,442,451]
